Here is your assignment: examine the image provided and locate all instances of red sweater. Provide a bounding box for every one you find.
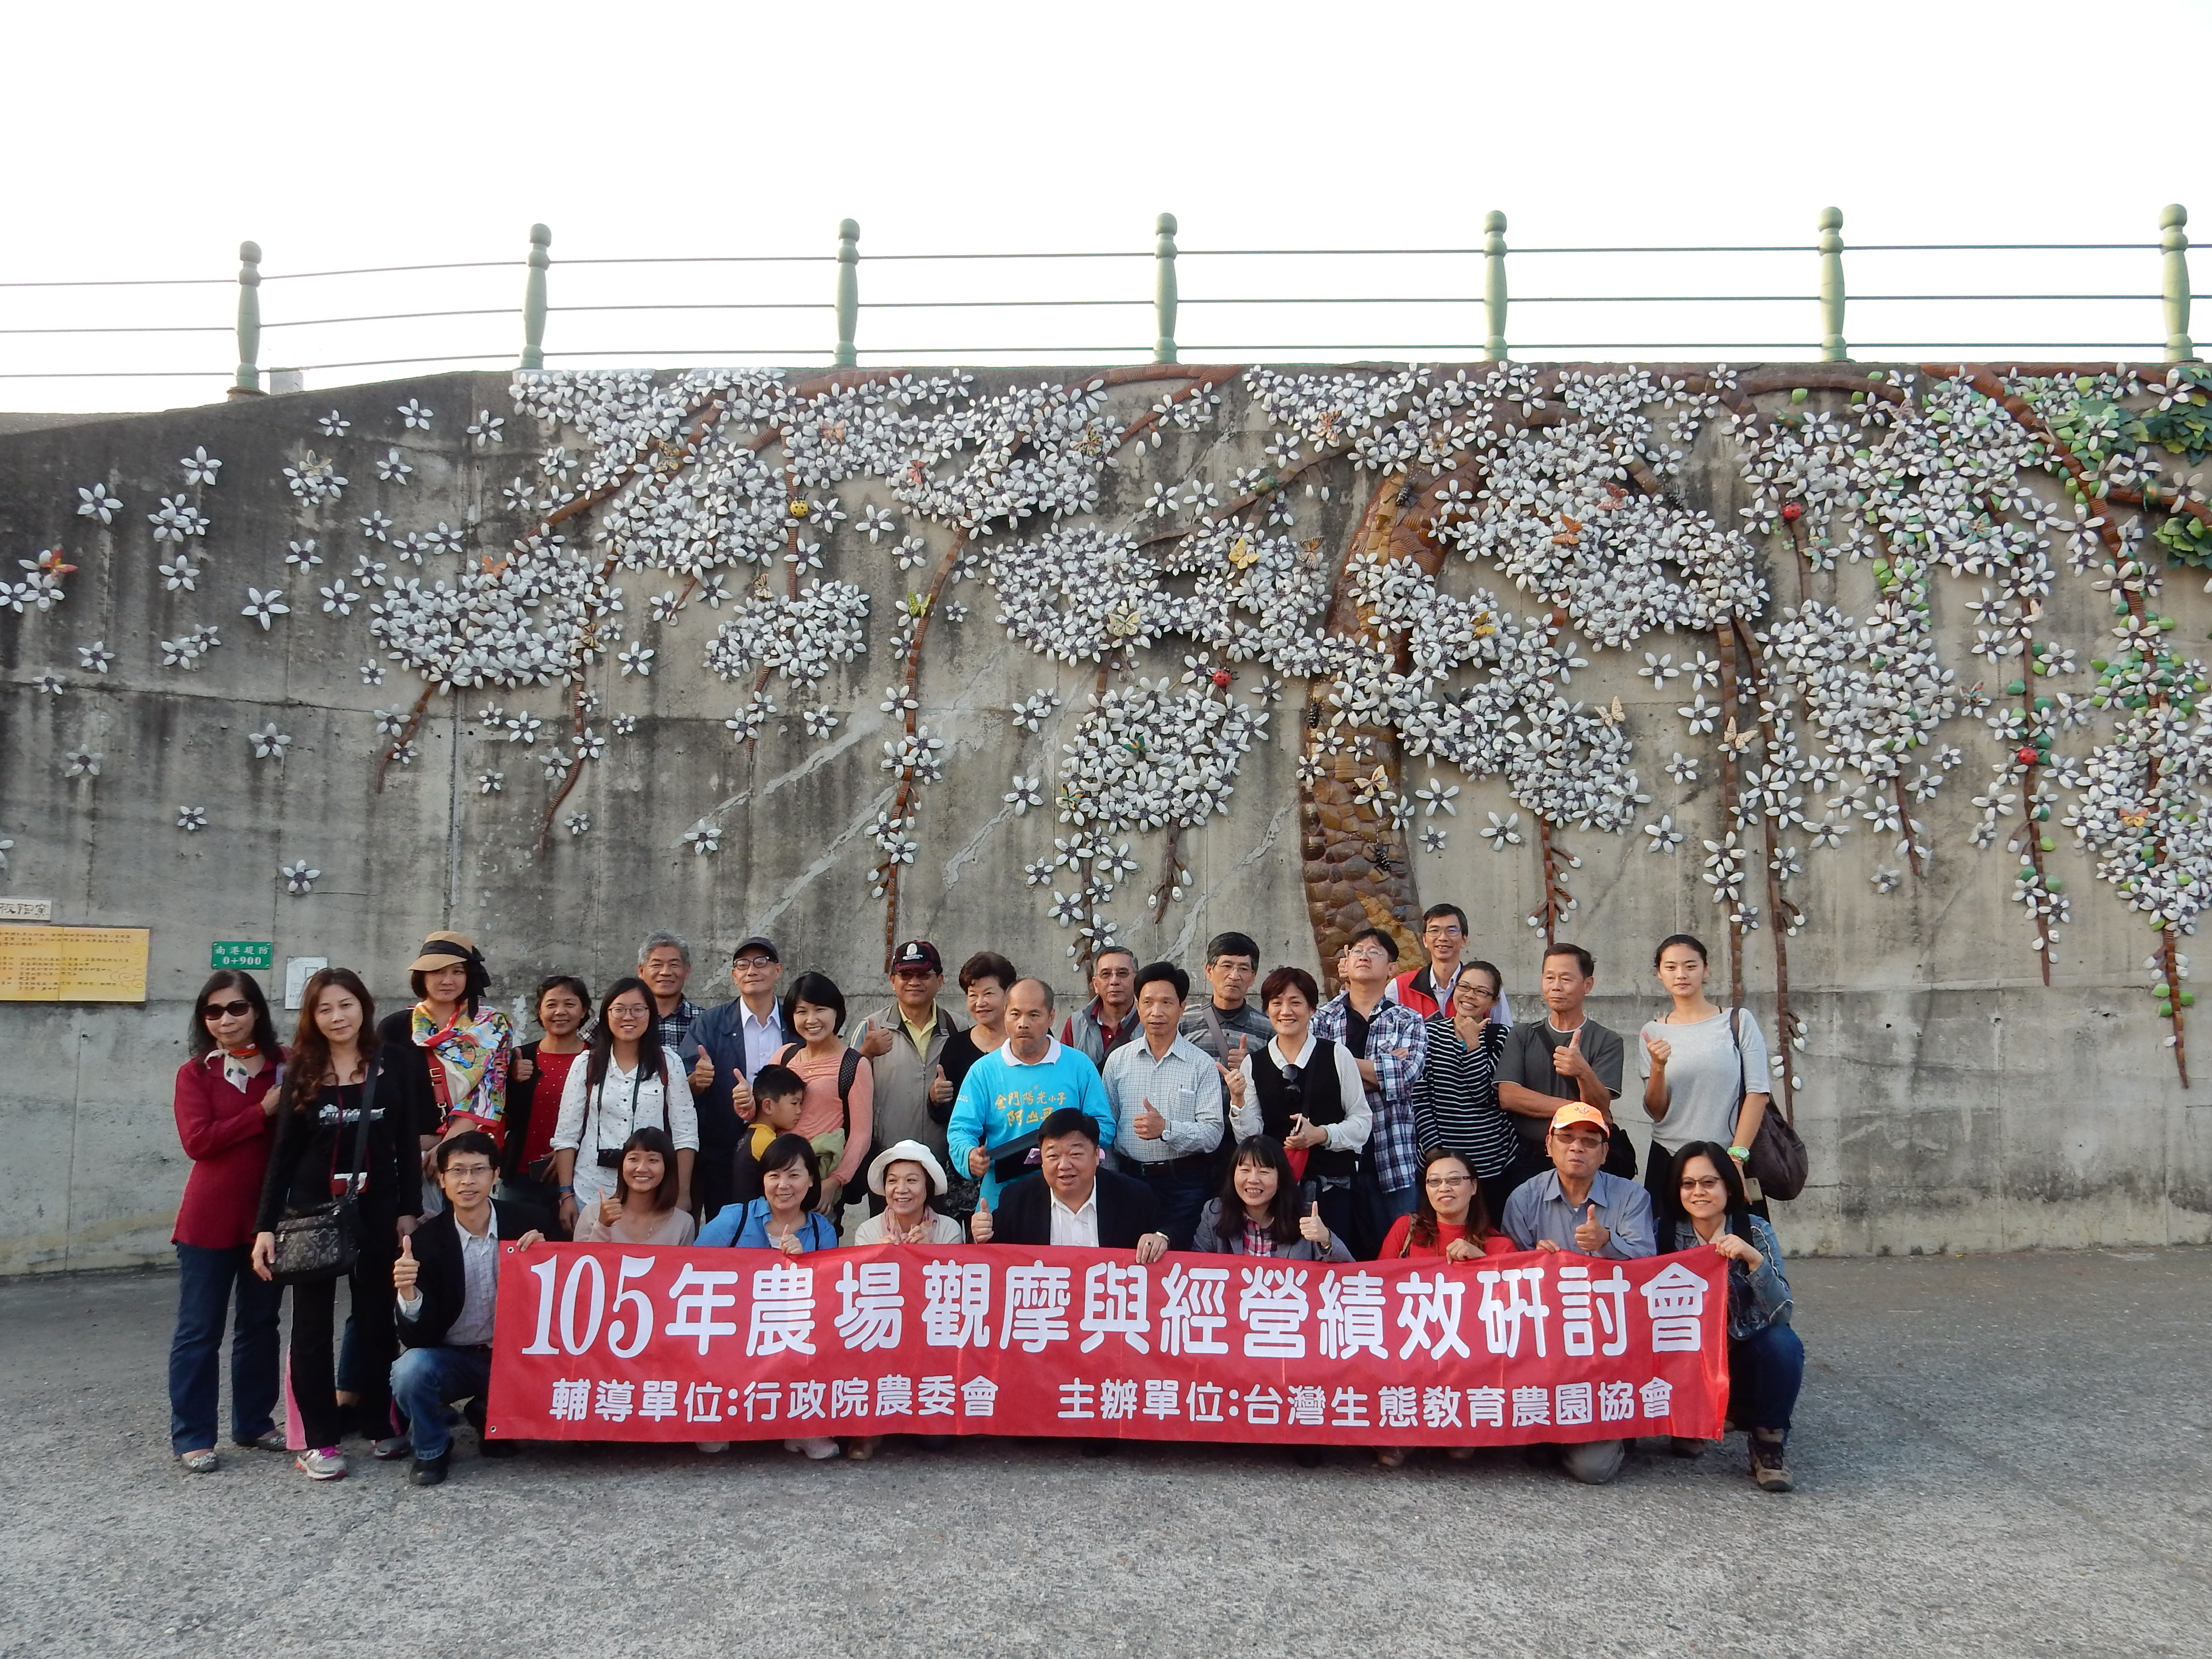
[172,1050,281,1249]
[1377,1215,1516,1260]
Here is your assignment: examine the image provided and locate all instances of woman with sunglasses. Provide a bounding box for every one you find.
[168,972,288,1473]
[1661,1140,1801,1492]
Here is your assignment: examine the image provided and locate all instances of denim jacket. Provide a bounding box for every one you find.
[1668,1214,1793,1339]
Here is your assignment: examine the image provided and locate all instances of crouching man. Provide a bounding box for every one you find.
[391,1130,546,1487]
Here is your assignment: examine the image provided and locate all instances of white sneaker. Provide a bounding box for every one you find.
[695,1440,730,1454]
[295,1446,347,1480]
[787,1436,840,1461]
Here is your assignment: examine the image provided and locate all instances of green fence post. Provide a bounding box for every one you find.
[228,240,263,398]
[834,219,860,368]
[1482,212,1508,361]
[520,223,551,371]
[1817,206,1848,361]
[1154,213,1179,364]
[2162,204,2195,362]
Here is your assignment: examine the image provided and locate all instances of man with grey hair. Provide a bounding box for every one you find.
[1059,945,1141,1068]
[637,932,709,1067]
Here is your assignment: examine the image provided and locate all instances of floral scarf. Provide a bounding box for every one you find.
[412,1002,514,1143]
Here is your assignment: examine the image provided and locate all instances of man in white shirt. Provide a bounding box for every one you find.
[390,1130,545,1487]
[1104,962,1224,1249]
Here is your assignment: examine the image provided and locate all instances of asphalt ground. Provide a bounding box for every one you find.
[1,1247,2207,1659]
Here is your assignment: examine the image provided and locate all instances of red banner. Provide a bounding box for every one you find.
[486,1242,1730,1446]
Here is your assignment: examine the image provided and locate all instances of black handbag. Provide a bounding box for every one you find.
[270,1065,378,1286]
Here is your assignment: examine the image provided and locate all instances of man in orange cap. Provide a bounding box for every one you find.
[1499,1102,1657,1486]
[1500,1102,1656,1263]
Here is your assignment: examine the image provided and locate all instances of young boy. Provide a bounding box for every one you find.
[731,1063,806,1207]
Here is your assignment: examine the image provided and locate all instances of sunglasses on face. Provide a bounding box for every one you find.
[202,1000,253,1019]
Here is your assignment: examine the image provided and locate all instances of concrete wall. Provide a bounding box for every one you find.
[4,364,2209,1273]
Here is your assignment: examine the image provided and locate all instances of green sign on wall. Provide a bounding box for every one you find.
[211,941,273,970]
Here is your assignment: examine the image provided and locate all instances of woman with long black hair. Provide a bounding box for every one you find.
[250,967,415,1480]
[548,976,697,1233]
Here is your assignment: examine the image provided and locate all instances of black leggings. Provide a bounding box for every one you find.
[287,1238,397,1449]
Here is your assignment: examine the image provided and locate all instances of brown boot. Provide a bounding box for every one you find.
[1749,1431,1793,1493]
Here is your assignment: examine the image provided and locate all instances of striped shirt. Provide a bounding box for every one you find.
[1413,1013,1519,1178]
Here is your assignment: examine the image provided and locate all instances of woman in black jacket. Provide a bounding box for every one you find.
[251,968,415,1480]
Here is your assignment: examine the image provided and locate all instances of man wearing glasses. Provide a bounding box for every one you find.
[1499,1102,1656,1485]
[680,936,792,1225]
[1389,903,1514,1024]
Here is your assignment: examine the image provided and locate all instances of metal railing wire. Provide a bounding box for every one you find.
[0,208,2199,395]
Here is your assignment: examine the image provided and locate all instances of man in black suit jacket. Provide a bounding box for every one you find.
[391,1130,548,1486]
[972,1107,1169,1260]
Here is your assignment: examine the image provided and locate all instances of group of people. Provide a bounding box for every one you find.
[167,909,1803,1495]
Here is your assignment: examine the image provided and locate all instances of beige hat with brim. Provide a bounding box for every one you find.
[408,931,481,973]
[867,1139,949,1197]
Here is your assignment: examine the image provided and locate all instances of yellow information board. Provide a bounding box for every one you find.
[0,926,151,1002]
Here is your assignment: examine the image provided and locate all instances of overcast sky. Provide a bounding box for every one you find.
[6,0,2206,410]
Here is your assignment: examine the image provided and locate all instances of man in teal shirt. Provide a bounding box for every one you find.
[948,978,1113,1207]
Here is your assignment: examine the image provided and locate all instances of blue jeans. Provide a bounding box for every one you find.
[1730,1322,1804,1438]
[390,1345,493,1461]
[168,1242,283,1455]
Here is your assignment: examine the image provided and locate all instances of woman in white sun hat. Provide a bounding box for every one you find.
[853,1140,966,1245]
[847,1139,964,1462]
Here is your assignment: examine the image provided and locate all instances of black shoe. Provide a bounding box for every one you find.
[1291,1446,1324,1469]
[409,1453,449,1487]
[480,1436,521,1459]
[1080,1439,1118,1458]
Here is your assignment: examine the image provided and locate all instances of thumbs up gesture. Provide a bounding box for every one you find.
[392,1235,419,1298]
[929,1064,953,1105]
[1298,1201,1330,1249]
[687,1047,715,1092]
[1553,1024,1594,1083]
[730,1070,754,1120]
[1572,1202,1611,1255]
[1216,1059,1247,1107]
[1134,1096,1167,1140]
[856,1018,895,1061]
[969,1200,994,1243]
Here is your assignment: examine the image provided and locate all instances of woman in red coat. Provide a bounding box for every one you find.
[168,971,287,1472]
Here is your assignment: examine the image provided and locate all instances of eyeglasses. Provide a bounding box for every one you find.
[891,966,936,979]
[1678,1177,1727,1193]
[1279,1064,1303,1086]
[202,1000,253,1019]
[734,957,776,969]
[1424,1174,1474,1189]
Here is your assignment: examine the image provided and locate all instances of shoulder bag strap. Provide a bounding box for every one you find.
[836,1046,861,1108]
[335,1059,376,1196]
